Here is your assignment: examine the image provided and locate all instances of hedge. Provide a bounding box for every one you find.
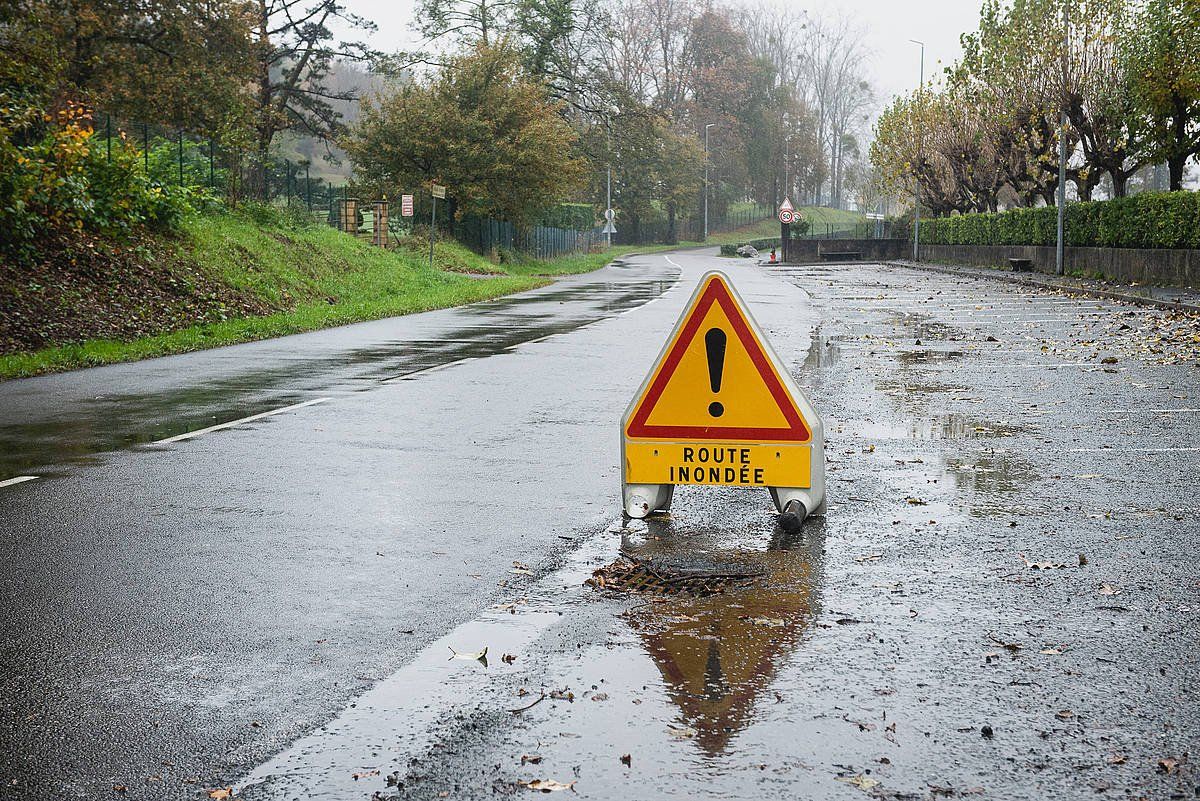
[924,191,1200,249]
[537,203,597,231]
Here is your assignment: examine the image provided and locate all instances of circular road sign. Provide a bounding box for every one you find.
[778,209,795,224]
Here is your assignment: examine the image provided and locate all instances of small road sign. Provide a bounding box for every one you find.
[602,219,617,234]
[605,208,615,221]
[621,271,826,524]
[778,209,795,224]
[778,197,795,212]
[431,184,446,199]
[401,194,414,217]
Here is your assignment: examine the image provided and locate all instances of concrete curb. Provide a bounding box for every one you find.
[881,260,1200,314]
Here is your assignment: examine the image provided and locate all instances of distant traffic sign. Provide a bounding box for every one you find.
[621,272,826,522]
[778,209,795,224]
[431,184,446,199]
[401,194,414,217]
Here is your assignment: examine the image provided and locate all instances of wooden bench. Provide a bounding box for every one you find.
[1008,258,1033,272]
[820,251,863,262]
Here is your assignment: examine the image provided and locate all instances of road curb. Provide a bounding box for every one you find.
[881,260,1200,314]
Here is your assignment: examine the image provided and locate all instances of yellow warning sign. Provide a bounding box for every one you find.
[623,272,813,489]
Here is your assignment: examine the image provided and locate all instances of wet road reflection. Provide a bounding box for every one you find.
[0,263,676,479]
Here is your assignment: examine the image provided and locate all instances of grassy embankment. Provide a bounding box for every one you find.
[0,210,778,380]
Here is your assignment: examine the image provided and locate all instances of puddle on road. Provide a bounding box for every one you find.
[836,413,1025,441]
[235,509,825,800]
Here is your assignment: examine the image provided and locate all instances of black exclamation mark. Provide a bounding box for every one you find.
[705,327,726,417]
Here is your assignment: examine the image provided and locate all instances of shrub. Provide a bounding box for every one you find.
[923,192,1200,249]
[0,102,197,260]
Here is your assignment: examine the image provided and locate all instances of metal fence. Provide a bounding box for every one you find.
[91,111,333,205]
[466,218,606,259]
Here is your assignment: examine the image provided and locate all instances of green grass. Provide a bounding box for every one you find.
[0,209,793,380]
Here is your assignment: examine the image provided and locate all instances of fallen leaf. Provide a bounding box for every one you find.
[668,724,698,739]
[1157,757,1179,774]
[591,693,609,702]
[906,497,928,506]
[502,654,517,664]
[1055,709,1074,720]
[1106,753,1126,765]
[112,786,127,795]
[745,616,787,627]
[1098,583,1120,596]
[352,770,380,780]
[1039,648,1063,655]
[207,790,232,800]
[620,754,631,766]
[836,774,880,791]
[854,553,883,563]
[448,646,488,663]
[519,778,577,792]
[521,754,543,765]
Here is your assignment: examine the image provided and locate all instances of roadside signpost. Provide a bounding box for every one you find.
[401,194,414,217]
[621,271,825,531]
[601,207,617,241]
[429,184,446,269]
[777,197,795,224]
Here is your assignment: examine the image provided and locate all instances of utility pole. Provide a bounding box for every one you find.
[909,40,925,262]
[1056,0,1069,276]
[703,123,713,240]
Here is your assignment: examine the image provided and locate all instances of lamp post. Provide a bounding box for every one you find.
[704,123,715,241]
[909,39,925,262]
[1055,0,1069,275]
[604,106,619,249]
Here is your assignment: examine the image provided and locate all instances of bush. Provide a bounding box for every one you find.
[923,192,1200,249]
[0,102,197,260]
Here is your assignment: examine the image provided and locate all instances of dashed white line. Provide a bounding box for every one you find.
[152,398,331,444]
[381,357,478,384]
[0,475,39,488]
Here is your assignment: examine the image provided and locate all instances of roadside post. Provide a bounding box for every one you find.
[430,183,446,270]
[621,271,825,532]
[602,208,617,247]
[777,198,795,263]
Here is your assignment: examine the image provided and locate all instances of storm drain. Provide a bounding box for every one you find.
[586,552,764,597]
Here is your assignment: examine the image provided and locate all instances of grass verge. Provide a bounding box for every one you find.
[0,209,789,380]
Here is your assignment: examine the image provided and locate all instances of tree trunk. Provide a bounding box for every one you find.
[666,203,678,245]
[1110,170,1128,198]
[1169,155,1185,191]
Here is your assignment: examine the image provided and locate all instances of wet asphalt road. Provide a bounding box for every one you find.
[2,249,1198,800]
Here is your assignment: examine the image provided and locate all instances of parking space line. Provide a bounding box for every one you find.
[152,398,331,444]
[0,475,39,488]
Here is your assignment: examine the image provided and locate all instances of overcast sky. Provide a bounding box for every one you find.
[338,0,984,105]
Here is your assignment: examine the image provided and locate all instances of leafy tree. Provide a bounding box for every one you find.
[344,45,585,225]
[1123,0,1200,189]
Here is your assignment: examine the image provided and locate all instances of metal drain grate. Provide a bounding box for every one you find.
[586,552,764,597]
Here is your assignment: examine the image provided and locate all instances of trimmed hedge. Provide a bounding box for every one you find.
[924,191,1200,249]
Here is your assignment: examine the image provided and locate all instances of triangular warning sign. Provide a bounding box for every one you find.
[778,197,795,213]
[625,273,811,442]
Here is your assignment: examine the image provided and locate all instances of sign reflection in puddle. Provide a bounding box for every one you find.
[616,517,824,756]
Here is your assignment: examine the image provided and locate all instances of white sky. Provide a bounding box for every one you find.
[338,0,984,105]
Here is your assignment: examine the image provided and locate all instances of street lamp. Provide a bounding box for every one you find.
[1055,1,1069,275]
[909,39,924,262]
[704,122,715,241]
[605,105,619,249]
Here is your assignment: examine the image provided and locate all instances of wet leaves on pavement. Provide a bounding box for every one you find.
[448,646,488,664]
[518,778,576,792]
[835,774,880,791]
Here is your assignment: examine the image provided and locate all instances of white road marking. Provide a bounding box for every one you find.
[381,357,478,384]
[664,255,682,269]
[1095,408,1200,414]
[1068,447,1200,453]
[0,475,38,488]
[152,398,330,444]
